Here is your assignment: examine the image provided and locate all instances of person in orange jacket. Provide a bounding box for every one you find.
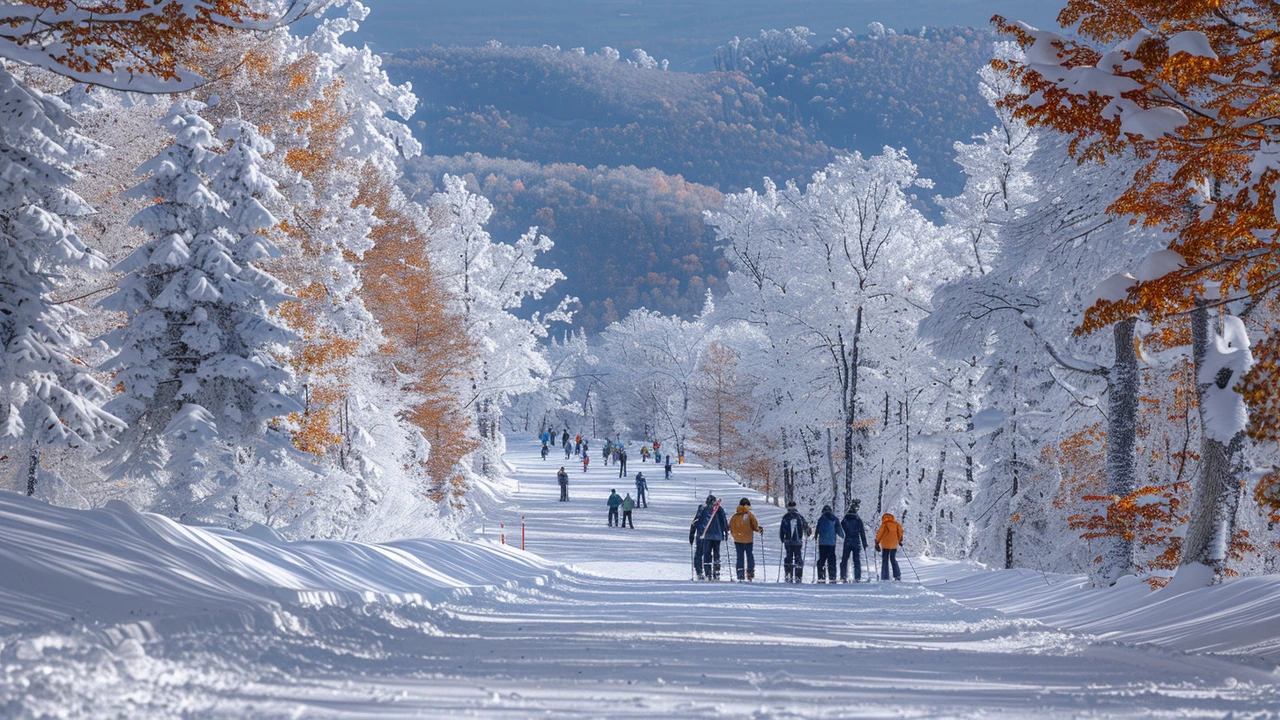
[728,498,763,581]
[875,513,904,581]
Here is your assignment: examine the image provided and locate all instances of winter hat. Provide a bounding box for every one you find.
[611,489,617,493]
[786,501,797,508]
[740,497,751,506]
[822,504,832,513]
[706,494,716,504]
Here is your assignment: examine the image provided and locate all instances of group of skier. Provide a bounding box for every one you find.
[692,497,907,583]
[543,431,676,480]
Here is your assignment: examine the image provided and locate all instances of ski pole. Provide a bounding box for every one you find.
[904,548,921,582]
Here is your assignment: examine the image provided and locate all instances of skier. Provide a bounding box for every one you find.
[575,434,582,457]
[561,429,570,448]
[876,513,904,581]
[602,444,610,466]
[689,499,706,580]
[621,493,635,528]
[540,429,550,446]
[607,489,623,527]
[814,505,844,583]
[557,467,569,502]
[694,494,730,580]
[634,472,648,508]
[582,438,589,457]
[652,440,660,454]
[563,439,572,459]
[582,454,589,473]
[540,443,549,460]
[640,445,650,462]
[664,456,672,480]
[728,498,762,581]
[779,501,811,583]
[618,447,628,478]
[839,501,870,582]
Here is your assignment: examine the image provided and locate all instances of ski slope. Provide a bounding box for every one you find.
[2,437,1278,717]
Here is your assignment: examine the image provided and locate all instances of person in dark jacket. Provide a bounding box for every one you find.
[664,456,673,480]
[840,501,869,582]
[634,472,648,508]
[561,429,570,448]
[557,467,569,502]
[689,500,706,580]
[607,489,623,527]
[778,501,811,583]
[694,494,730,580]
[814,505,844,583]
[564,438,572,459]
[618,448,628,478]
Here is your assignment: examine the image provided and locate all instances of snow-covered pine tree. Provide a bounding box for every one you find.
[0,64,122,495]
[98,101,302,521]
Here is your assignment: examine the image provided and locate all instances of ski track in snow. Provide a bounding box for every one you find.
[2,438,1279,718]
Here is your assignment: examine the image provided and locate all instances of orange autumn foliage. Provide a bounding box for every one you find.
[996,0,1280,513]
[0,0,274,87]
[356,166,478,505]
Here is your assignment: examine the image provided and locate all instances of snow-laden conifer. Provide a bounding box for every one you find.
[0,64,122,494]
[99,100,302,519]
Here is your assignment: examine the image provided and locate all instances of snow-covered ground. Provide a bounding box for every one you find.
[3,437,1278,717]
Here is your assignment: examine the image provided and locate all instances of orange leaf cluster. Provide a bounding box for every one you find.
[0,1,268,86]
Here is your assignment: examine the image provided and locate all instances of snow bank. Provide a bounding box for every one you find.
[0,491,558,630]
[927,565,1280,664]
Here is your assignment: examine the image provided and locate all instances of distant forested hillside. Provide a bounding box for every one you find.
[385,28,997,331]
[392,45,834,191]
[717,26,994,196]
[406,155,724,333]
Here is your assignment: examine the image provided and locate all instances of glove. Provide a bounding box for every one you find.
[874,543,881,552]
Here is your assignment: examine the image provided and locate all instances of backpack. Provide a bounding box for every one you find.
[781,514,803,544]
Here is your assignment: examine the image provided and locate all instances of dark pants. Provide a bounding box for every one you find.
[559,483,568,502]
[840,545,863,581]
[608,506,619,526]
[636,487,647,507]
[564,445,571,458]
[619,459,627,477]
[817,545,837,581]
[621,510,633,528]
[735,542,755,580]
[784,544,805,582]
[693,540,705,578]
[702,539,722,579]
[881,548,901,580]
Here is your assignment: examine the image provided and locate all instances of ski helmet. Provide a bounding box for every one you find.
[706,494,716,504]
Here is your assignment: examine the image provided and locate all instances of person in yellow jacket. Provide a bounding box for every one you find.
[728,498,763,582]
[875,513,904,581]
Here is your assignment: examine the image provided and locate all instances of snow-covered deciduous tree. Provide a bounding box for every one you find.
[0,65,123,495]
[98,100,302,521]
[429,174,572,481]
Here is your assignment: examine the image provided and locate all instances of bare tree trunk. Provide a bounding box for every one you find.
[842,307,864,511]
[1101,317,1140,584]
[1183,304,1247,582]
[26,445,39,497]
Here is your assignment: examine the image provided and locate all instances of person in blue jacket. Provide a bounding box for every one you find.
[814,505,844,583]
[694,494,730,580]
[840,501,870,582]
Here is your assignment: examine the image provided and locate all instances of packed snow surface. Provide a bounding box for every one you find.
[3,437,1279,717]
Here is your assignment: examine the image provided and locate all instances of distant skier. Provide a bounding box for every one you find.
[694,494,730,580]
[541,429,550,446]
[607,489,623,527]
[582,454,589,472]
[814,505,844,583]
[564,440,572,459]
[557,467,569,502]
[664,456,672,480]
[582,439,589,457]
[840,501,869,582]
[728,498,763,581]
[562,429,570,448]
[634,472,648,508]
[876,513,904,581]
[602,444,610,466]
[779,501,811,583]
[621,493,635,528]
[618,448,628,478]
[640,445,650,462]
[540,443,549,460]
